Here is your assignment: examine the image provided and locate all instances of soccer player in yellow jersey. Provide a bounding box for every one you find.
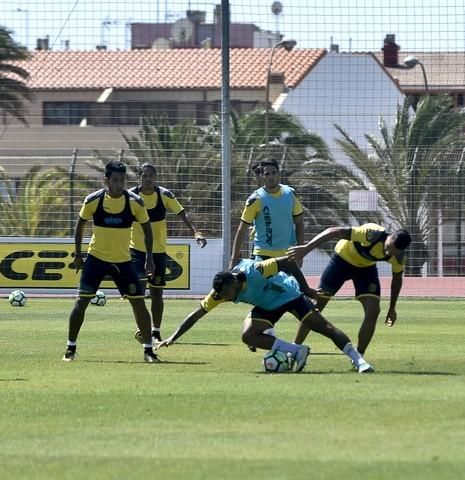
[288,223,411,355]
[130,163,207,342]
[156,256,374,373]
[63,160,158,363]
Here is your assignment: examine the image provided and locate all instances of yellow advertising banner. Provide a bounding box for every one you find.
[0,242,190,289]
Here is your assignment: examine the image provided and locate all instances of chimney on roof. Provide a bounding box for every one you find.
[186,10,206,24]
[96,44,107,51]
[330,43,339,53]
[382,34,400,67]
[36,37,50,51]
[214,4,221,24]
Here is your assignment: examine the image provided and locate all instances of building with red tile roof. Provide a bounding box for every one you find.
[1,48,326,174]
[16,48,326,91]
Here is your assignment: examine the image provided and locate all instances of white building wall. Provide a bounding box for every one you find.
[278,53,405,166]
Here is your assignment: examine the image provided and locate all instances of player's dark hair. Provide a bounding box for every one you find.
[105,160,126,178]
[260,159,280,172]
[138,162,157,176]
[251,162,262,175]
[212,271,235,293]
[392,229,411,250]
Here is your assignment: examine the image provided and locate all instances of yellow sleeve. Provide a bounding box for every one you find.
[255,258,279,278]
[163,194,184,215]
[389,254,406,273]
[79,197,97,221]
[200,289,226,312]
[131,200,150,224]
[240,195,261,224]
[292,195,304,216]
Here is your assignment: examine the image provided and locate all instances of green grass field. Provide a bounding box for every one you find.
[1,297,464,480]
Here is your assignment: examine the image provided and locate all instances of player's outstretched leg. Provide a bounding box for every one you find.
[301,310,374,373]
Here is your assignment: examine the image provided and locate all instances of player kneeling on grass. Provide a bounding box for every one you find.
[157,256,374,373]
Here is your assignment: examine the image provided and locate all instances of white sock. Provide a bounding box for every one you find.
[342,343,366,367]
[263,327,276,336]
[272,338,300,355]
[67,341,76,347]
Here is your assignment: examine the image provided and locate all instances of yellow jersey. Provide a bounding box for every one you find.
[80,189,149,263]
[130,186,184,253]
[335,223,405,273]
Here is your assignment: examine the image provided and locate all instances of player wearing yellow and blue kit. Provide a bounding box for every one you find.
[288,223,411,355]
[130,163,207,342]
[230,159,304,265]
[156,257,374,373]
[62,160,158,363]
[232,159,304,350]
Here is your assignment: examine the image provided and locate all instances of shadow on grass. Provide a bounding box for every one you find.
[175,342,233,347]
[287,370,458,376]
[377,370,458,376]
[0,378,29,382]
[159,360,210,365]
[83,359,210,366]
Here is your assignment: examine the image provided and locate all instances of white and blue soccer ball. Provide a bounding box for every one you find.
[90,290,107,306]
[263,349,292,373]
[8,290,27,307]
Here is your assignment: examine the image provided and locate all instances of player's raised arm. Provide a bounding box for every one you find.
[287,227,351,260]
[156,306,208,349]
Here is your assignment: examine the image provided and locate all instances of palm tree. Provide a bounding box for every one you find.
[0,165,90,237]
[335,94,465,275]
[218,109,379,244]
[0,26,33,125]
[91,116,221,237]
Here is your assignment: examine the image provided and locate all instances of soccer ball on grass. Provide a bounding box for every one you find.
[263,349,293,373]
[8,290,27,307]
[90,290,107,306]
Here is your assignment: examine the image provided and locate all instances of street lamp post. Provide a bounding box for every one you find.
[264,39,297,141]
[16,8,30,49]
[403,56,429,94]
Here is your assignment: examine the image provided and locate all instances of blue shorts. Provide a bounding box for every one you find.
[78,254,144,298]
[319,254,380,298]
[130,248,167,288]
[250,295,315,326]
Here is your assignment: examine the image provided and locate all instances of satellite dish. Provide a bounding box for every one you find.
[271,1,283,15]
[172,18,194,43]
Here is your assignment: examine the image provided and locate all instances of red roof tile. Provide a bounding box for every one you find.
[12,48,326,90]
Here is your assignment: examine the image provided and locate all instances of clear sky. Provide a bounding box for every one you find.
[2,0,464,52]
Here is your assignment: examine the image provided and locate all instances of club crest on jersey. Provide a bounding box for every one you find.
[366,229,381,242]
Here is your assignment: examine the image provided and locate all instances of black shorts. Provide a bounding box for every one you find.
[319,253,381,298]
[130,248,167,288]
[249,296,315,326]
[78,254,144,298]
